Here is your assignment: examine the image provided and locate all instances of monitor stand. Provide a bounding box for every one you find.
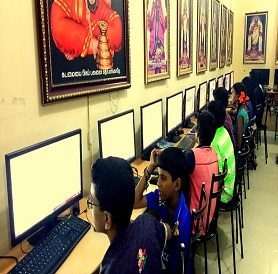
[141,147,153,161]
[183,118,195,128]
[167,132,181,143]
[27,216,64,246]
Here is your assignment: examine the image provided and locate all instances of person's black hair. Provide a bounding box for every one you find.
[197,111,217,146]
[242,76,256,107]
[157,147,186,185]
[249,70,262,87]
[212,87,229,108]
[207,100,226,128]
[232,82,246,96]
[92,156,135,230]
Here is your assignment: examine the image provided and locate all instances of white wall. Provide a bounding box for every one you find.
[0,0,276,254]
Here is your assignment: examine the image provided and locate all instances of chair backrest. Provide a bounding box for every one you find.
[263,97,272,125]
[179,182,208,274]
[205,159,228,234]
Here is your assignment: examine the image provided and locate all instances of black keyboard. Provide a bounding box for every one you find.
[8,215,91,274]
[178,134,196,152]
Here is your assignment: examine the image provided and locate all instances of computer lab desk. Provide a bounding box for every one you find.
[0,185,156,274]
[0,122,196,274]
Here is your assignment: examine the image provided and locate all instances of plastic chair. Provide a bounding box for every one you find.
[197,159,228,274]
[179,182,207,274]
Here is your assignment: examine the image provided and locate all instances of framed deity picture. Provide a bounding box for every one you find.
[226,10,234,65]
[35,0,131,105]
[209,0,220,70]
[219,4,227,68]
[276,30,278,64]
[196,0,209,73]
[177,0,193,76]
[243,11,268,64]
[144,0,170,84]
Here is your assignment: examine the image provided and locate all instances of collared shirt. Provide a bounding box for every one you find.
[100,213,167,274]
[146,190,191,274]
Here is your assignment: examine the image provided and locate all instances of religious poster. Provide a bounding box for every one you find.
[144,0,170,83]
[243,11,268,64]
[209,0,220,70]
[196,0,208,73]
[177,0,193,76]
[219,4,227,68]
[35,0,131,104]
[226,10,234,65]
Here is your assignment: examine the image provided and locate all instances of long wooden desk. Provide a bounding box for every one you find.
[0,121,197,274]
[0,186,156,274]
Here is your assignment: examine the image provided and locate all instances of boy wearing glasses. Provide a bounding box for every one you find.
[88,156,171,274]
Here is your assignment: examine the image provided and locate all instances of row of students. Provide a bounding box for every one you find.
[87,87,242,273]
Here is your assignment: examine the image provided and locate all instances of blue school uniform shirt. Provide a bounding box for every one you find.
[146,190,191,274]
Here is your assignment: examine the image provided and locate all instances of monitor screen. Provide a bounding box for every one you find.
[5,129,83,247]
[225,73,231,91]
[198,81,208,112]
[140,99,163,160]
[230,71,234,87]
[208,78,216,102]
[166,91,183,138]
[274,69,278,84]
[217,75,224,87]
[183,86,196,127]
[251,69,270,86]
[98,110,136,163]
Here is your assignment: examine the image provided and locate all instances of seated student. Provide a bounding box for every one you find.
[183,111,219,235]
[89,156,171,274]
[207,100,236,206]
[242,76,256,126]
[249,69,266,127]
[134,147,191,274]
[213,87,236,150]
[230,82,250,152]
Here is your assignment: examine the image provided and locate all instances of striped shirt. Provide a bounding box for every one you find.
[211,126,236,203]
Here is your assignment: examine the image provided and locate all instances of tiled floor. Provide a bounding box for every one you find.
[194,131,278,274]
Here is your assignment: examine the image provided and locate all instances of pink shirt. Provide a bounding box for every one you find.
[189,147,219,235]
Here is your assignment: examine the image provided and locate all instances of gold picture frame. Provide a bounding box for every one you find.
[196,0,209,73]
[276,30,278,64]
[177,0,193,76]
[219,4,227,68]
[226,10,234,66]
[243,11,268,64]
[209,0,220,70]
[144,0,170,84]
[35,0,131,105]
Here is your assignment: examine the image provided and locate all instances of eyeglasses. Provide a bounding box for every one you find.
[87,199,102,210]
[87,193,102,210]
